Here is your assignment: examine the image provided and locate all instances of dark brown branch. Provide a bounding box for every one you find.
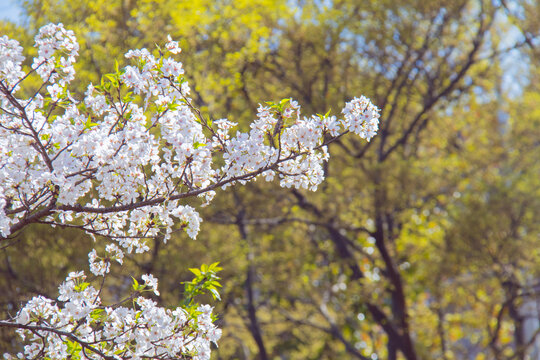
[0,320,115,360]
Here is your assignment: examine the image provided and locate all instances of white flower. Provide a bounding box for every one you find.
[142,274,160,296]
[161,58,184,77]
[47,84,62,101]
[105,243,124,264]
[341,96,380,141]
[15,309,30,325]
[171,205,202,239]
[89,250,110,276]
[166,35,181,54]
[207,326,222,344]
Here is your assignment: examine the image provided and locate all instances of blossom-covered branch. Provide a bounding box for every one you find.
[0,23,380,360]
[0,24,379,246]
[2,269,222,360]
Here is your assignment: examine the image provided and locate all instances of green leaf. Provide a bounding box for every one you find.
[104,73,119,87]
[123,92,134,103]
[84,116,99,130]
[74,282,90,291]
[89,308,105,322]
[208,280,222,288]
[209,287,221,301]
[65,339,82,358]
[132,276,140,290]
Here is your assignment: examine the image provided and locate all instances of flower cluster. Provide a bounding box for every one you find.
[6,271,221,360]
[0,23,379,248]
[33,23,79,86]
[341,95,380,141]
[0,23,380,360]
[0,35,24,87]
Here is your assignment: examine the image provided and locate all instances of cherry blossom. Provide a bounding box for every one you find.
[0,23,380,360]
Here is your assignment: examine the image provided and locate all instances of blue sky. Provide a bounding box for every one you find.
[0,0,23,23]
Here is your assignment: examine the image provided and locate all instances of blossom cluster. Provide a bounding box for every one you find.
[0,23,379,248]
[0,35,24,87]
[6,271,221,360]
[33,23,79,86]
[0,23,380,360]
[341,95,380,141]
